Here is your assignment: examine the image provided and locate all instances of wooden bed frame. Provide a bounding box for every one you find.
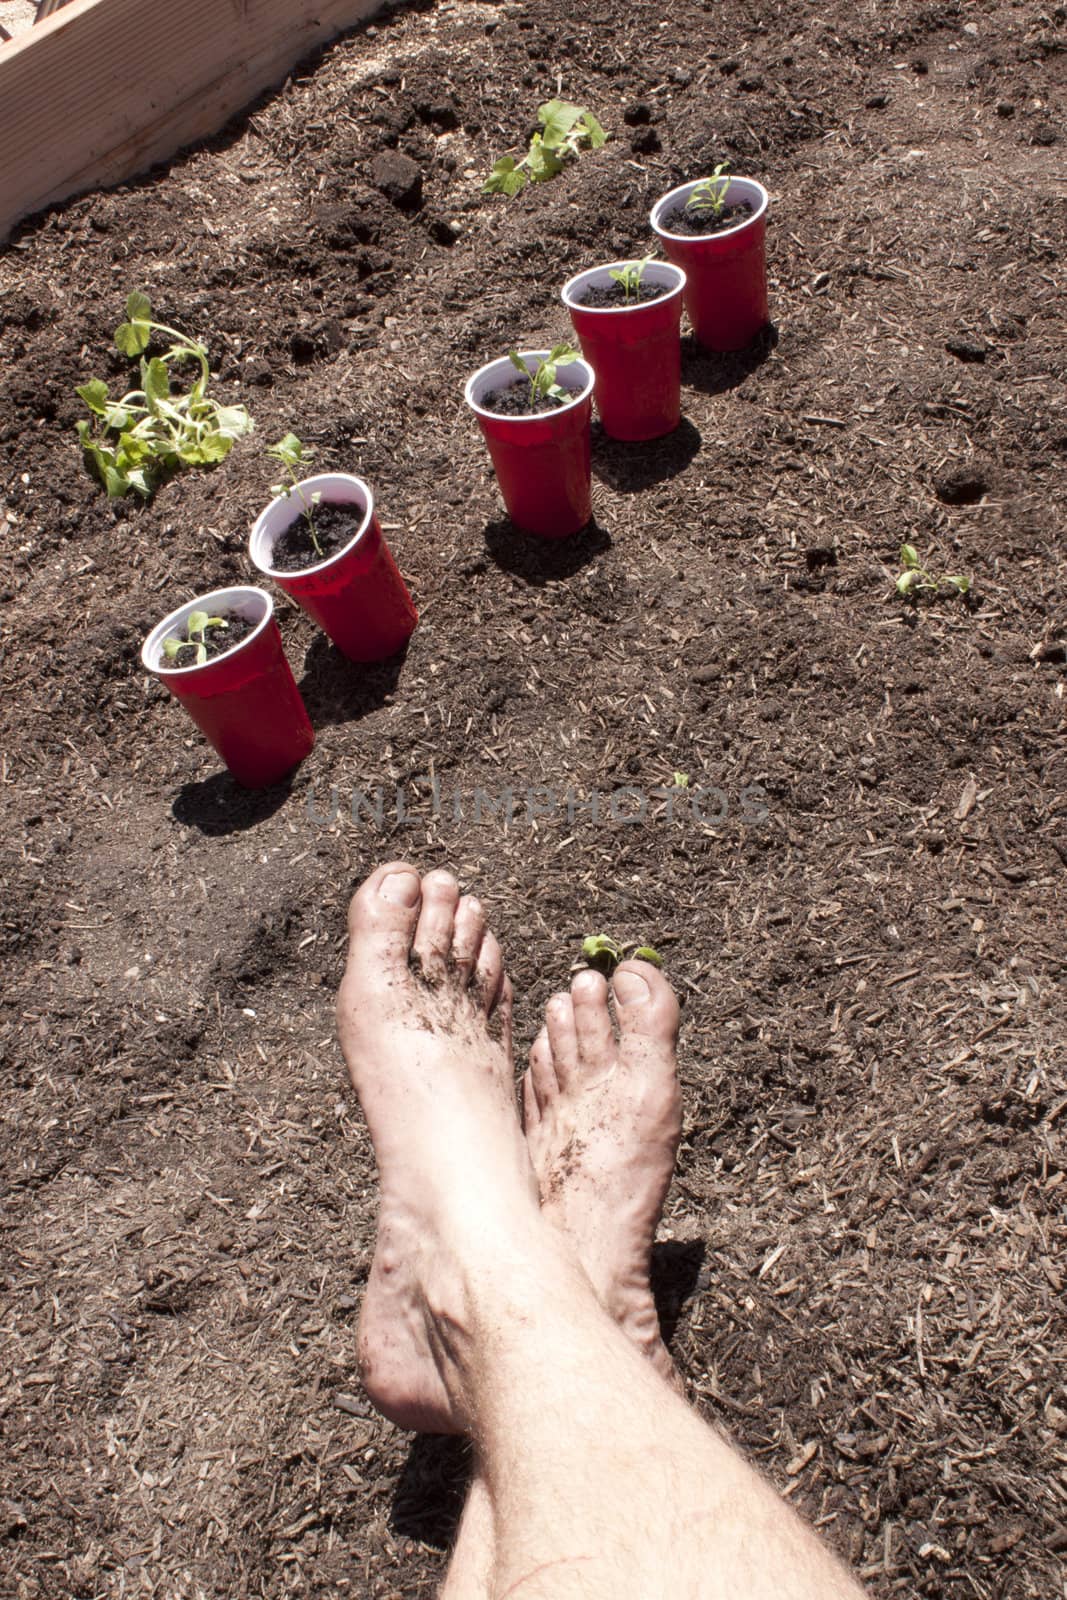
[0,0,383,244]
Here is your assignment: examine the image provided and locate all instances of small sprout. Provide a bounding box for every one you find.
[894,543,972,601]
[507,343,582,410]
[162,610,228,667]
[76,292,253,499]
[484,99,606,196]
[672,772,690,788]
[267,433,324,558]
[608,255,654,305]
[579,934,664,976]
[686,163,732,219]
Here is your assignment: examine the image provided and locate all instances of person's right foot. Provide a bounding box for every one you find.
[522,962,682,1381]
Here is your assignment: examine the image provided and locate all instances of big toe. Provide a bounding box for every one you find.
[611,960,680,1050]
[340,861,423,1005]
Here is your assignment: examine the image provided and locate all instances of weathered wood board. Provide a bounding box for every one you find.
[0,0,383,243]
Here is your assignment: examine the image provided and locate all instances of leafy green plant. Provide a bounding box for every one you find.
[162,610,229,668]
[686,163,731,219]
[268,433,324,558]
[672,772,690,788]
[608,255,654,305]
[507,343,582,409]
[895,544,971,599]
[484,99,606,196]
[580,934,664,976]
[76,292,253,498]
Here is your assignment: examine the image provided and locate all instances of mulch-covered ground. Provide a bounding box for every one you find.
[1,0,1065,1595]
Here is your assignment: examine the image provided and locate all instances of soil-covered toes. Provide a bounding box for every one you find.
[524,961,682,1374]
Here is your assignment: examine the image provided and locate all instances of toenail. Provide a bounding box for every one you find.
[380,870,420,907]
[614,970,650,1005]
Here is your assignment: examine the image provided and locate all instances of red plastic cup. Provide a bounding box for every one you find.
[561,261,686,441]
[464,352,595,538]
[142,586,314,788]
[650,178,769,352]
[249,474,418,662]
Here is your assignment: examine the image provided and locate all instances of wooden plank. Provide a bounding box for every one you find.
[0,0,383,244]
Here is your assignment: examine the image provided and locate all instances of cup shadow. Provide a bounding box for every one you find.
[483,517,612,584]
[681,323,778,396]
[297,633,408,728]
[390,1433,472,1553]
[592,417,702,494]
[171,769,295,836]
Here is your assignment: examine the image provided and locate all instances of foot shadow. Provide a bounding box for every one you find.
[651,1237,707,1348]
[390,1433,472,1554]
[681,324,778,397]
[592,417,702,493]
[171,770,294,836]
[483,517,612,585]
[297,633,408,728]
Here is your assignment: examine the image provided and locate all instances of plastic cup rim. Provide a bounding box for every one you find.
[249,473,375,580]
[142,584,273,678]
[650,177,769,241]
[561,260,687,315]
[464,351,595,422]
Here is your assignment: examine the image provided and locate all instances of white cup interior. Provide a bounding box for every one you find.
[561,260,686,312]
[651,177,769,240]
[249,473,373,578]
[464,351,595,419]
[141,585,271,676]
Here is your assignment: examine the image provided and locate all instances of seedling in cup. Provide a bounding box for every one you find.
[268,434,324,558]
[686,163,731,220]
[484,99,606,195]
[76,291,253,498]
[577,934,664,977]
[608,255,654,305]
[895,543,971,599]
[162,609,229,667]
[507,343,582,410]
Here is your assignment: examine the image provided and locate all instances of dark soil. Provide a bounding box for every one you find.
[577,279,670,307]
[1,0,1065,1597]
[480,380,583,415]
[167,610,257,668]
[271,501,368,571]
[662,199,755,235]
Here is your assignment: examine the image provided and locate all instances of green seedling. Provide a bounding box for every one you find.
[580,934,664,977]
[507,343,582,410]
[76,292,253,498]
[268,433,324,558]
[608,255,654,305]
[162,610,228,668]
[686,163,732,219]
[484,99,606,196]
[672,771,690,788]
[895,544,971,600]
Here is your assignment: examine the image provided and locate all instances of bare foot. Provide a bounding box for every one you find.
[522,961,682,1383]
[338,863,538,1434]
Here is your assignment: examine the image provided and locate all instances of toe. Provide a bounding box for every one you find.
[341,862,422,984]
[452,895,486,982]
[522,1068,541,1129]
[472,929,505,1012]
[545,992,578,1087]
[570,968,617,1074]
[611,960,680,1047]
[412,869,460,982]
[529,1025,559,1112]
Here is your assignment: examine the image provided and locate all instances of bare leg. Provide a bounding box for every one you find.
[340,865,865,1600]
[444,960,683,1597]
